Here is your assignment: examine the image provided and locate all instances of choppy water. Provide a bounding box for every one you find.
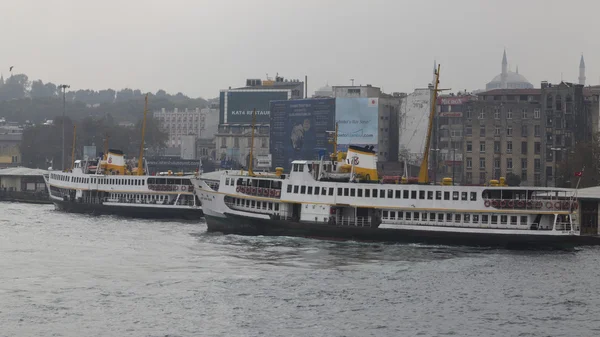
[1,203,600,337]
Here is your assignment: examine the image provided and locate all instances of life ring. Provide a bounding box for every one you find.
[500,200,507,207]
[236,186,241,192]
[491,200,499,207]
[546,201,553,209]
[508,200,515,208]
[563,201,570,209]
[555,202,562,209]
[517,201,525,208]
[263,189,269,196]
[275,190,281,197]
[484,200,491,207]
[526,200,533,208]
[252,188,256,194]
[270,189,275,197]
[573,201,579,210]
[535,201,543,208]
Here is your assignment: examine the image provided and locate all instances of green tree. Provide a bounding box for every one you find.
[560,135,600,188]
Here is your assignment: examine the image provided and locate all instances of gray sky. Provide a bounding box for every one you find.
[2,0,597,98]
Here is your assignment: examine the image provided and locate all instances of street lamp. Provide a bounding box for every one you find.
[550,147,566,187]
[58,84,70,171]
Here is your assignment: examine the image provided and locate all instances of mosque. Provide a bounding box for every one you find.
[485,50,587,90]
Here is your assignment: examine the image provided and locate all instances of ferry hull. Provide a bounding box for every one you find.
[52,199,203,220]
[204,213,600,248]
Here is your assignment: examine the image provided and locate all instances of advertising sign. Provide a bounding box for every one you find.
[270,98,335,170]
[334,97,378,152]
[437,96,471,105]
[220,90,290,124]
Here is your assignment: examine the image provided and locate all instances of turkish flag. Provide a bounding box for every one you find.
[574,171,583,177]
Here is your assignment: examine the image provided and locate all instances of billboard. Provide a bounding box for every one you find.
[270,98,335,170]
[437,96,471,105]
[335,97,379,152]
[220,90,290,124]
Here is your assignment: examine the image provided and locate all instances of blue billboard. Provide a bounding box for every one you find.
[270,98,335,170]
[335,97,379,152]
[219,90,290,124]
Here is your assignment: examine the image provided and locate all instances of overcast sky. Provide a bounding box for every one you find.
[2,0,597,98]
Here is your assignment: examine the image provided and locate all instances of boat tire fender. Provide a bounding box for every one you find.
[546,202,553,209]
[484,200,491,207]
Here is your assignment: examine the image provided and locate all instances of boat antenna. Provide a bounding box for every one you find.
[248,108,256,176]
[418,64,441,184]
[70,124,76,171]
[137,94,148,175]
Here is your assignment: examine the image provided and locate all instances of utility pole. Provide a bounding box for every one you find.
[59,84,70,171]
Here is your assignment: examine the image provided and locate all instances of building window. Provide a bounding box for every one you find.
[522,108,528,119]
[480,127,486,137]
[521,125,528,137]
[234,137,239,148]
[534,173,541,185]
[478,111,485,119]
[494,159,500,169]
[507,109,512,119]
[479,158,486,169]
[466,127,472,136]
[507,127,512,136]
[466,172,473,183]
[479,172,487,184]
[534,159,541,171]
[221,138,226,148]
[521,170,528,182]
[534,125,541,137]
[494,141,500,153]
[534,108,541,119]
[507,158,513,170]
[466,157,472,168]
[534,142,541,154]
[494,107,500,119]
[507,141,512,153]
[480,142,486,152]
[521,158,528,170]
[467,141,472,152]
[495,127,501,135]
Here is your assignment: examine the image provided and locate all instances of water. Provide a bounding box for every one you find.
[1,203,600,337]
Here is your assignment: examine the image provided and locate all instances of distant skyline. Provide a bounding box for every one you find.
[1,0,598,98]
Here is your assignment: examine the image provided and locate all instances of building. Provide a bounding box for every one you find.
[399,88,432,163]
[199,102,220,139]
[0,167,47,192]
[332,85,403,163]
[313,84,333,98]
[485,50,534,90]
[0,122,23,168]
[153,108,204,147]
[216,75,304,168]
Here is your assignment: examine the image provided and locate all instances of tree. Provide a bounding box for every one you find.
[505,173,521,186]
[0,74,29,100]
[561,135,600,188]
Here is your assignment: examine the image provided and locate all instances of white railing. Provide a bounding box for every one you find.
[336,216,372,227]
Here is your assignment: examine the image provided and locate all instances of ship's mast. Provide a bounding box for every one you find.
[103,133,109,160]
[418,64,441,184]
[137,94,148,175]
[327,122,339,160]
[248,108,256,176]
[70,124,76,170]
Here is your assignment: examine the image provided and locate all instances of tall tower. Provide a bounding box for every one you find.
[579,54,586,85]
[501,49,508,89]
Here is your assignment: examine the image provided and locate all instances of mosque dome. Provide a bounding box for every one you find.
[313,84,333,97]
[485,50,534,90]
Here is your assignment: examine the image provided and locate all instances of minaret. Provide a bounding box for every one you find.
[579,54,586,85]
[501,49,508,89]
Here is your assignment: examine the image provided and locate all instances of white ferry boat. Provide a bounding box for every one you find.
[44,94,203,220]
[45,150,203,219]
[192,66,599,247]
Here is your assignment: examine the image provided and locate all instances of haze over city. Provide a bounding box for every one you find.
[2,0,598,98]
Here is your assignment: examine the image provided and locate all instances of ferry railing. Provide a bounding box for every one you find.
[483,198,578,212]
[336,216,372,227]
[235,186,282,199]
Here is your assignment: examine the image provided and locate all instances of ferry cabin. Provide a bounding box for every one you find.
[213,160,579,233]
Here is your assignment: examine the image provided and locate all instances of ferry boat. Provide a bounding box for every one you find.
[192,66,599,247]
[44,95,203,220]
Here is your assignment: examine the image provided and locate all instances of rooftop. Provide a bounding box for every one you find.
[0,167,48,176]
[478,89,541,96]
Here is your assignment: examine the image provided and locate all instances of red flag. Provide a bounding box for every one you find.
[574,171,583,177]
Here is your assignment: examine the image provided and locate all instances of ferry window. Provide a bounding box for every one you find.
[387,189,393,198]
[414,212,420,221]
[142,180,145,186]
[473,214,479,223]
[268,203,273,210]
[287,185,292,193]
[455,214,461,223]
[520,216,527,225]
[301,186,306,194]
[419,191,425,200]
[421,212,427,221]
[436,191,442,200]
[427,191,433,200]
[429,213,435,221]
[405,212,411,220]
[383,211,388,219]
[329,188,334,196]
[294,186,299,194]
[358,189,363,197]
[510,216,517,225]
[453,192,459,200]
[262,203,267,210]
[444,192,450,200]
[464,214,471,223]
[343,188,348,196]
[438,213,444,221]
[390,212,396,220]
[446,213,452,221]
[398,212,404,220]
[411,191,417,199]
[491,215,498,224]
[251,200,256,207]
[500,215,507,224]
[225,178,230,185]
[337,188,342,196]
[461,192,468,201]
[308,186,313,194]
[404,190,409,199]
[322,188,327,196]
[365,189,370,197]
[380,190,385,198]
[351,188,356,197]
[395,190,401,199]
[246,200,250,207]
[292,164,298,172]
[314,187,319,195]
[470,192,477,201]
[372,189,378,198]
[275,203,280,211]
[256,201,261,209]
